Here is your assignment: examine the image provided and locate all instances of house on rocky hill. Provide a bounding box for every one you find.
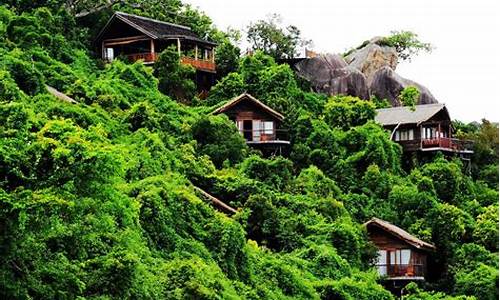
[212,93,290,156]
[375,104,473,166]
[95,12,217,93]
[364,218,436,295]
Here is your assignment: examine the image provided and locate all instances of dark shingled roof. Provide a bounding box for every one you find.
[97,12,216,46]
[375,103,448,126]
[212,93,285,121]
[364,217,436,251]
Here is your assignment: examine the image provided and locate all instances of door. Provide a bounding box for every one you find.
[243,120,252,141]
[376,250,387,276]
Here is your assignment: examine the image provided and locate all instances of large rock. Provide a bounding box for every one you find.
[294,54,370,99]
[370,66,438,106]
[344,37,399,84]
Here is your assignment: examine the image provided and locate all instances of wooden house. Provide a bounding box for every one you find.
[212,93,290,154]
[375,104,473,155]
[364,218,435,294]
[95,12,217,92]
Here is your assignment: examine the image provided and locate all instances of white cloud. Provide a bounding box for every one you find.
[185,0,500,122]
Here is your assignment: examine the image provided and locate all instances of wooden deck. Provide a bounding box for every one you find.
[126,52,216,72]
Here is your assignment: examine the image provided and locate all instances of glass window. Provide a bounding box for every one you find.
[401,249,411,265]
[104,47,114,60]
[377,250,387,275]
[263,121,274,134]
[252,120,261,141]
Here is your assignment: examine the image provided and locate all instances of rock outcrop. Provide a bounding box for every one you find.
[294,54,370,100]
[370,66,438,106]
[344,37,398,84]
[290,38,439,106]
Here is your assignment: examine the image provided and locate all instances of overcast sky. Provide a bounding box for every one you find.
[184,0,500,122]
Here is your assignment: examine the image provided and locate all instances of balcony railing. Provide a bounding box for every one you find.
[421,137,474,152]
[239,129,289,144]
[126,52,158,63]
[125,53,216,72]
[180,56,216,72]
[376,264,425,278]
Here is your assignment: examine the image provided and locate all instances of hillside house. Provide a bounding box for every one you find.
[365,218,436,294]
[95,12,217,93]
[375,104,473,160]
[212,93,290,155]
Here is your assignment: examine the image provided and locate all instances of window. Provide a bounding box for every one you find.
[395,129,414,141]
[263,121,274,135]
[252,120,261,141]
[376,250,387,276]
[104,47,114,61]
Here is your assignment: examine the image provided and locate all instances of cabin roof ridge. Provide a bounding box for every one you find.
[212,93,285,121]
[114,11,192,31]
[364,217,436,251]
[375,103,449,126]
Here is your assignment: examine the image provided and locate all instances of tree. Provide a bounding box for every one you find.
[246,14,312,60]
[154,46,196,103]
[399,86,420,109]
[378,30,432,61]
[191,114,248,168]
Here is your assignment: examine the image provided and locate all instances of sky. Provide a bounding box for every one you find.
[184,0,500,122]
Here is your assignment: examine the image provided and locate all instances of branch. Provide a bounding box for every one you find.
[74,0,123,18]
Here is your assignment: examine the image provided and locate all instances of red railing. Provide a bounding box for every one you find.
[377,264,425,277]
[181,56,216,72]
[421,137,473,152]
[239,129,289,143]
[127,52,158,63]
[125,53,216,71]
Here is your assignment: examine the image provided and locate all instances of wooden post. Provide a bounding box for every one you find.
[177,38,181,56]
[212,48,215,63]
[438,123,441,147]
[150,39,155,53]
[195,45,198,60]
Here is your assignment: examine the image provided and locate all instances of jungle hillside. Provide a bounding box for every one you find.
[0,1,498,299]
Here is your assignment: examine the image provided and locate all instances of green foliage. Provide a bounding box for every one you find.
[378,30,432,61]
[403,282,475,300]
[399,86,420,109]
[323,95,376,130]
[191,115,248,168]
[422,157,463,203]
[246,13,311,59]
[472,205,498,251]
[154,46,196,103]
[0,5,497,300]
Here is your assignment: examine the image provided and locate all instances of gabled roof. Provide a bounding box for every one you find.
[364,217,436,251]
[212,93,285,121]
[375,103,449,126]
[96,12,216,46]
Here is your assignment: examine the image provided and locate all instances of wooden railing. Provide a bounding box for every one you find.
[125,53,216,71]
[377,264,425,278]
[421,137,473,152]
[126,52,157,63]
[181,56,216,72]
[239,129,289,143]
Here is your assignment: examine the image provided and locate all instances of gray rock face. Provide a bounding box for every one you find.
[344,38,398,84]
[370,66,438,106]
[294,54,370,99]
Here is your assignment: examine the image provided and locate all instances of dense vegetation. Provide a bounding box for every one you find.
[0,2,498,299]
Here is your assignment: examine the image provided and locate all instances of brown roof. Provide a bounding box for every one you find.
[96,12,216,46]
[212,93,285,121]
[375,103,449,126]
[364,217,436,251]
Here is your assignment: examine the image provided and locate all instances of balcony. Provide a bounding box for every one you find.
[125,52,216,72]
[421,137,473,153]
[180,56,216,73]
[376,264,425,279]
[240,129,290,145]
